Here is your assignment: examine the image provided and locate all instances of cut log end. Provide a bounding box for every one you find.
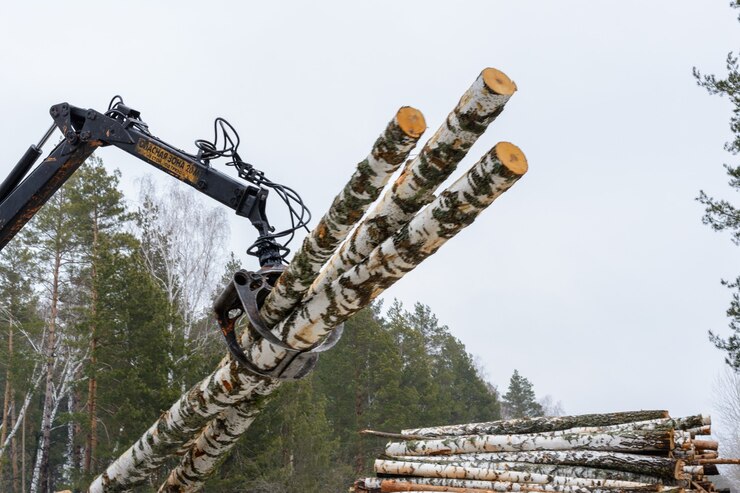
[494,142,528,175]
[482,68,517,95]
[396,107,427,138]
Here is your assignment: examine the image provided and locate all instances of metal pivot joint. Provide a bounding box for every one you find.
[214,267,343,381]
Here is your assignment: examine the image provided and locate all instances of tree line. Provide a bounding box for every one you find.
[0,158,551,492]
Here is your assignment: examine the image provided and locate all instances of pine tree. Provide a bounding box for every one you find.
[502,370,544,419]
[694,1,740,371]
[64,156,130,477]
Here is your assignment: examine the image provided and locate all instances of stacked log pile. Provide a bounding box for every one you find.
[89,67,528,492]
[353,411,740,493]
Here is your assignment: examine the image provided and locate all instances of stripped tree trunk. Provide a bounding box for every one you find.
[260,107,426,326]
[155,142,529,493]
[401,411,671,437]
[373,461,655,489]
[385,451,683,480]
[384,430,673,457]
[311,68,516,294]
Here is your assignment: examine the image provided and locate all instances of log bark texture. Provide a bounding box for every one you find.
[385,430,673,457]
[358,477,665,493]
[401,411,670,438]
[260,107,426,327]
[385,452,683,480]
[374,459,655,489]
[311,68,516,292]
[378,416,706,443]
[382,458,668,485]
[157,399,266,492]
[157,142,528,492]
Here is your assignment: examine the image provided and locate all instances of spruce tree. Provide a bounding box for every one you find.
[694,1,740,370]
[502,370,544,419]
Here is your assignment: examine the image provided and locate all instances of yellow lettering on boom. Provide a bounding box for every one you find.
[135,138,199,184]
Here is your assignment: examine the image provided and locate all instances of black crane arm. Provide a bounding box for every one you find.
[0,101,288,266]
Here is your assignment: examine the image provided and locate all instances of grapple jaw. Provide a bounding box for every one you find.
[213,266,343,381]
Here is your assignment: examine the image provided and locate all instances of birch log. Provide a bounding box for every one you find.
[385,430,674,457]
[401,411,671,438]
[310,68,516,291]
[158,143,529,492]
[260,107,426,326]
[88,108,426,493]
[381,459,668,485]
[357,477,665,493]
[385,452,683,480]
[373,460,655,489]
[378,416,708,443]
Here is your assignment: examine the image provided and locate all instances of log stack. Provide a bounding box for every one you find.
[352,411,740,493]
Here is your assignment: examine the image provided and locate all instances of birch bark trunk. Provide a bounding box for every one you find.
[1,320,12,475]
[373,460,654,489]
[155,142,528,492]
[382,458,669,484]
[401,411,671,437]
[384,430,673,456]
[260,107,426,326]
[386,451,683,480]
[311,68,516,294]
[0,366,43,460]
[63,391,76,483]
[376,416,706,442]
[32,243,63,493]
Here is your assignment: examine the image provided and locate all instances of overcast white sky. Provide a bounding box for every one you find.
[0,1,737,422]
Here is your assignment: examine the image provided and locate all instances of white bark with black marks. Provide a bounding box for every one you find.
[385,451,683,480]
[384,430,673,457]
[155,143,528,492]
[261,107,426,327]
[402,411,672,438]
[373,460,654,488]
[313,68,516,293]
[382,458,669,485]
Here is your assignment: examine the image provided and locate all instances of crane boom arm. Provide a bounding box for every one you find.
[0,101,282,265]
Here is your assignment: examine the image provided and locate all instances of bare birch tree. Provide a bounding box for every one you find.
[136,176,229,341]
[713,368,740,489]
